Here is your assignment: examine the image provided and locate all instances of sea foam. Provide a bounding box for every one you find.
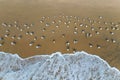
[0,51,120,80]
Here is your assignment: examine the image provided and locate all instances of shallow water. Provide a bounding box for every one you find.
[0,0,120,69]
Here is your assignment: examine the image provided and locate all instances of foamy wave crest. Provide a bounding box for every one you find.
[0,51,120,80]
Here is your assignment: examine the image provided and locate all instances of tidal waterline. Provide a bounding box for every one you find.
[0,0,120,69]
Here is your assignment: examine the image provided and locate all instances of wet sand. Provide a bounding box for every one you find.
[0,0,120,69]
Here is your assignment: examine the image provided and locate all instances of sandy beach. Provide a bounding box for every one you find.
[0,0,120,69]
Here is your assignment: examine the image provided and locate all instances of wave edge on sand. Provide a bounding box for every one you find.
[0,51,120,80]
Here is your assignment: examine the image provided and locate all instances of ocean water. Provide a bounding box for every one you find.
[0,51,120,80]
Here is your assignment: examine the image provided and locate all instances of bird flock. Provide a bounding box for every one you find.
[0,15,119,54]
